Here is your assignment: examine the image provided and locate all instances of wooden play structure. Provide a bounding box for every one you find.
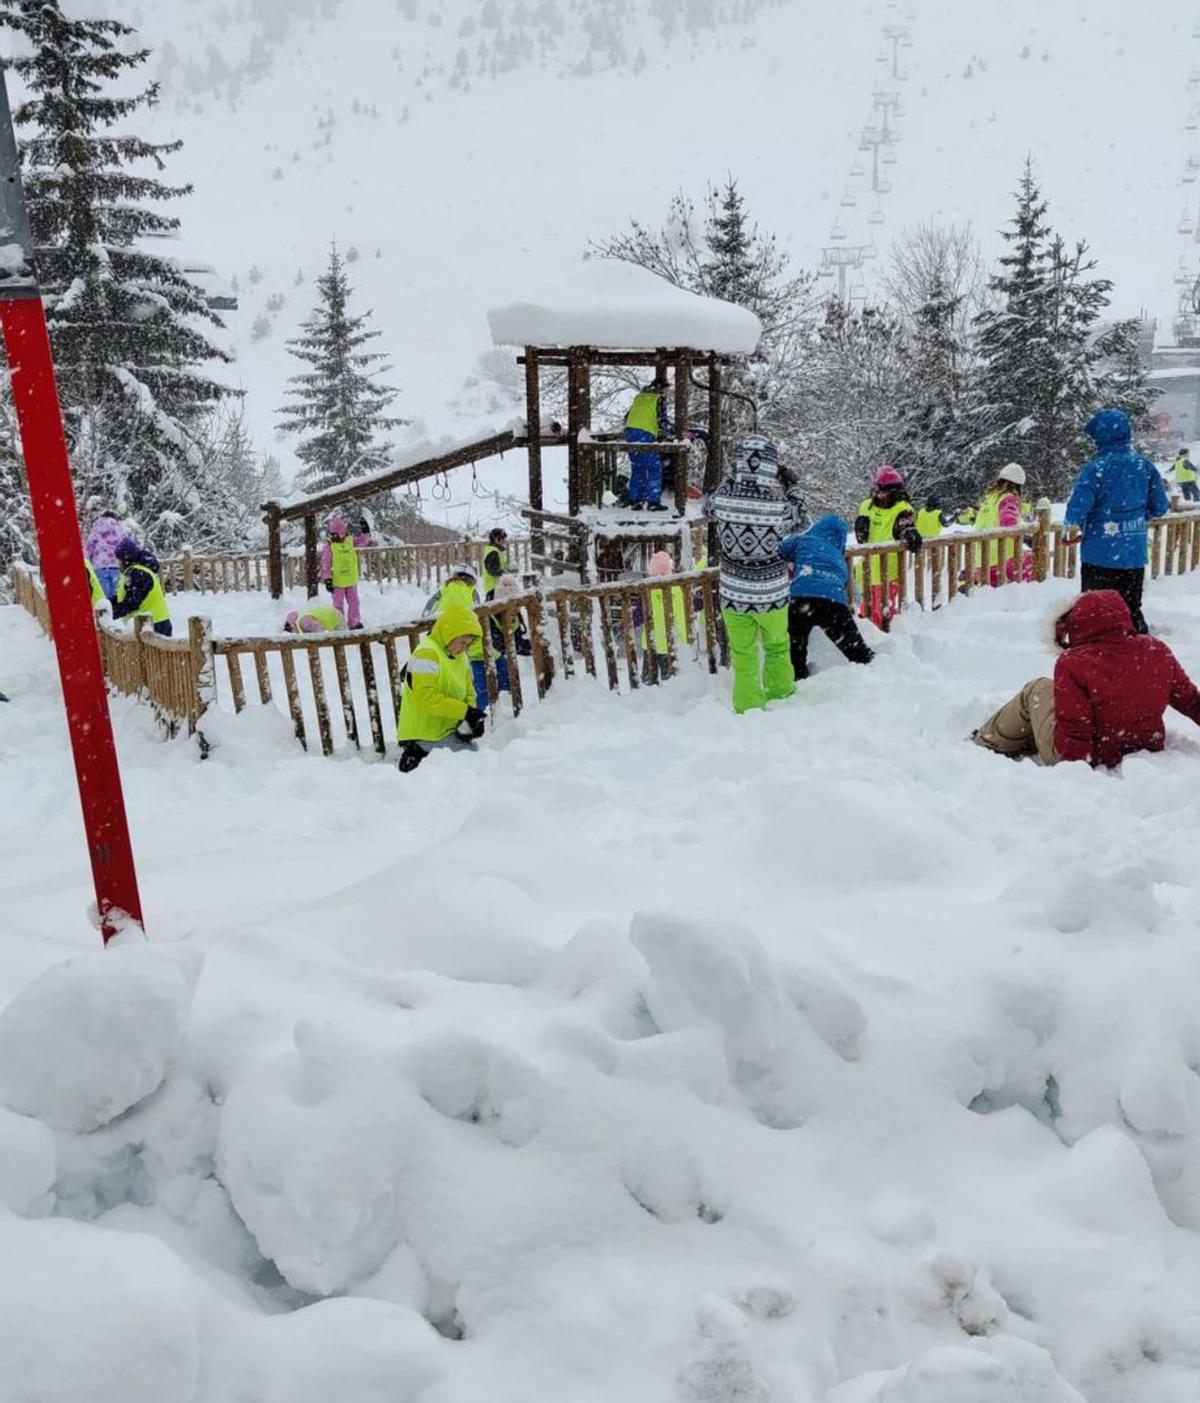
[261,260,763,595]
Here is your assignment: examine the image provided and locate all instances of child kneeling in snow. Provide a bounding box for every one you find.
[396,606,487,773]
[779,515,874,681]
[284,603,344,634]
[972,590,1200,767]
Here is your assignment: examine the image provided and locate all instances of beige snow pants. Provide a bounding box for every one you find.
[973,677,1060,766]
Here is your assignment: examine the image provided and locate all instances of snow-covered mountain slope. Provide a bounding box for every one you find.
[8,574,1200,1400]
[64,0,1200,513]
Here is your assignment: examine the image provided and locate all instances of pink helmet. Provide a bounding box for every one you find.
[647,551,674,576]
[328,515,348,537]
[874,465,904,489]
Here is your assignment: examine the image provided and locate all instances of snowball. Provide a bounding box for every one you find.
[0,1215,200,1403]
[0,1106,55,1213]
[0,945,204,1132]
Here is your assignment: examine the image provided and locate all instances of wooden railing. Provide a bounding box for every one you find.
[843,510,1200,614]
[210,571,725,757]
[157,537,534,596]
[11,565,213,740]
[11,508,1200,761]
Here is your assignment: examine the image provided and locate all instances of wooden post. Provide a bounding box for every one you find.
[705,358,722,561]
[304,513,318,598]
[674,349,691,516]
[1033,506,1051,583]
[524,348,544,565]
[265,503,284,599]
[567,346,586,519]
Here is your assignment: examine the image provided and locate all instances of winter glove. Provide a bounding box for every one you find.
[323,578,334,593]
[398,743,425,774]
[854,515,870,545]
[903,528,923,554]
[463,705,487,738]
[357,516,370,536]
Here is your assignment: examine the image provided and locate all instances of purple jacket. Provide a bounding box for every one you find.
[86,515,124,569]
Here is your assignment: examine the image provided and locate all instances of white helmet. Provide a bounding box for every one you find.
[998,463,1026,486]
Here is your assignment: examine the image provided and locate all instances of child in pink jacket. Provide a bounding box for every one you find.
[319,514,371,629]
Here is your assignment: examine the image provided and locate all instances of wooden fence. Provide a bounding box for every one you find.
[158,537,534,596]
[210,572,726,757]
[11,566,212,741]
[11,509,1200,761]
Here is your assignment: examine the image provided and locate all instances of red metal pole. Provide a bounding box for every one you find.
[0,72,143,943]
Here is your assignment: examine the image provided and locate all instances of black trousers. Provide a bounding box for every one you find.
[788,598,875,679]
[1080,562,1148,635]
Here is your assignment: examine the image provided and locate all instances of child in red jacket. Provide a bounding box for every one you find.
[973,590,1200,767]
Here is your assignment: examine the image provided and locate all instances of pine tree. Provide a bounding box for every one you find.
[895,274,974,502]
[971,161,1055,485]
[277,242,404,493]
[1095,318,1160,432]
[2,0,233,517]
[590,179,816,476]
[971,162,1117,498]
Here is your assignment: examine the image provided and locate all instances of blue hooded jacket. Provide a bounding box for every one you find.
[779,514,850,605]
[1064,409,1169,570]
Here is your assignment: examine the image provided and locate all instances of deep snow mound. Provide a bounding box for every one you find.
[7,578,1200,1398]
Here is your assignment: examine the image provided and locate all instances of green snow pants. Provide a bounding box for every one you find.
[722,606,795,714]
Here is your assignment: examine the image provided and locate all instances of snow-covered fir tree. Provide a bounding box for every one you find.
[2,0,234,541]
[277,242,404,494]
[1095,318,1160,434]
[893,274,975,503]
[777,300,908,511]
[590,179,816,476]
[970,162,1123,498]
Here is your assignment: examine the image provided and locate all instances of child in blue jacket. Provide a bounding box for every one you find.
[779,514,875,680]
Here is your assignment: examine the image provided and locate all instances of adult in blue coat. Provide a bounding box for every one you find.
[779,514,875,680]
[1064,408,1169,635]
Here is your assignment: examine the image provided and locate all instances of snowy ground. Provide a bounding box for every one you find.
[165,579,433,637]
[8,575,1200,1401]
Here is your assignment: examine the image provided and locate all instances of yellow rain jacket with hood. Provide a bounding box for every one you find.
[397,606,481,743]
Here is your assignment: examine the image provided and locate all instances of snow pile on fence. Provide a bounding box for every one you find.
[488,259,762,354]
[7,574,1200,1400]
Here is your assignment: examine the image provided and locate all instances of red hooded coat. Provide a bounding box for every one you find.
[1053,590,1200,767]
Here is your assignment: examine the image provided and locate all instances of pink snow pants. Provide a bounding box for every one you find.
[332,585,361,628]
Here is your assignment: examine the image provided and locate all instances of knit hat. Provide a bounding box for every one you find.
[449,561,478,582]
[733,434,780,477]
[328,515,348,536]
[874,465,904,489]
[647,551,674,576]
[997,463,1026,486]
[493,574,522,600]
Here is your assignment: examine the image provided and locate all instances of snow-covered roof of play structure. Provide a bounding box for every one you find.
[487,260,762,355]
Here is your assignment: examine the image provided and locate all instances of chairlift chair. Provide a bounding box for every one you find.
[876,179,893,194]
[1180,212,1195,237]
[829,224,848,242]
[817,263,835,280]
[882,148,898,165]
[868,206,885,226]
[840,190,857,208]
[850,159,866,177]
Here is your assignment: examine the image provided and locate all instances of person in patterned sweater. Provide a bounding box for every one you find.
[704,434,796,713]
